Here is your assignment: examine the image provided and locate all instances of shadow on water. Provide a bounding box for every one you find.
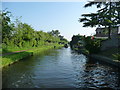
[69,48,120,89]
[82,57,120,89]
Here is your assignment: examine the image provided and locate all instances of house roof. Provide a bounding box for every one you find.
[95,26,120,31]
[95,28,106,31]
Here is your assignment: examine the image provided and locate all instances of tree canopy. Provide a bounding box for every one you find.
[1,10,68,50]
[79,1,120,38]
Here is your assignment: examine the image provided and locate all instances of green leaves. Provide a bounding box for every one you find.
[79,18,90,22]
[84,2,98,8]
[2,10,68,49]
[84,37,101,54]
[48,30,60,37]
[79,1,120,39]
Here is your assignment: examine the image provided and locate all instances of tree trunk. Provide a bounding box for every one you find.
[108,26,111,39]
[108,2,112,39]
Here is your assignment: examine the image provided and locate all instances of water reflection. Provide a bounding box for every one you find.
[2,48,120,89]
[72,54,120,89]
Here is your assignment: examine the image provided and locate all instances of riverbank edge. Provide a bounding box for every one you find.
[82,52,120,68]
[1,44,63,68]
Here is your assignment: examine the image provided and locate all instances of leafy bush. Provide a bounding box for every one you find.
[112,53,120,61]
[84,37,101,54]
[1,10,68,53]
[70,35,84,49]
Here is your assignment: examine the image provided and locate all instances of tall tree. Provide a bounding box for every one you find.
[48,30,60,37]
[0,10,14,45]
[79,1,120,39]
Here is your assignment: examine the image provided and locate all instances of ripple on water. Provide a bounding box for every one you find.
[2,48,120,88]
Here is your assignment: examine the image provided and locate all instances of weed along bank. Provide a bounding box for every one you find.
[70,33,120,68]
[1,44,64,68]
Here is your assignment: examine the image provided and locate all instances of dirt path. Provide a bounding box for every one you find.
[2,50,29,56]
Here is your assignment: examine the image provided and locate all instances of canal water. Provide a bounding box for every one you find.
[2,48,120,89]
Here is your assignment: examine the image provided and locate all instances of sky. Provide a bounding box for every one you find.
[2,2,98,41]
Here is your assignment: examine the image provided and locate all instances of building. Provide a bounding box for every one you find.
[95,26,120,38]
[95,26,120,51]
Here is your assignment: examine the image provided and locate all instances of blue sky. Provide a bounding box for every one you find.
[2,2,97,41]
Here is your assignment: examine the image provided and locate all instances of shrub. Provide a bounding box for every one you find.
[84,37,101,54]
[113,53,120,61]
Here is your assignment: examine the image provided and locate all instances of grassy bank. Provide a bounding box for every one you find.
[81,47,120,68]
[1,44,63,68]
[98,48,120,61]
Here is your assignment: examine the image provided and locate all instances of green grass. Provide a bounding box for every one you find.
[98,48,120,60]
[1,52,32,68]
[81,48,89,54]
[2,43,62,54]
[1,44,63,68]
[112,53,120,61]
[2,46,40,54]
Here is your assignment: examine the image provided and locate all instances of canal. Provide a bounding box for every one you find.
[2,48,120,89]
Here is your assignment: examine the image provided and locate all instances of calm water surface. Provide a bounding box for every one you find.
[2,48,120,89]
